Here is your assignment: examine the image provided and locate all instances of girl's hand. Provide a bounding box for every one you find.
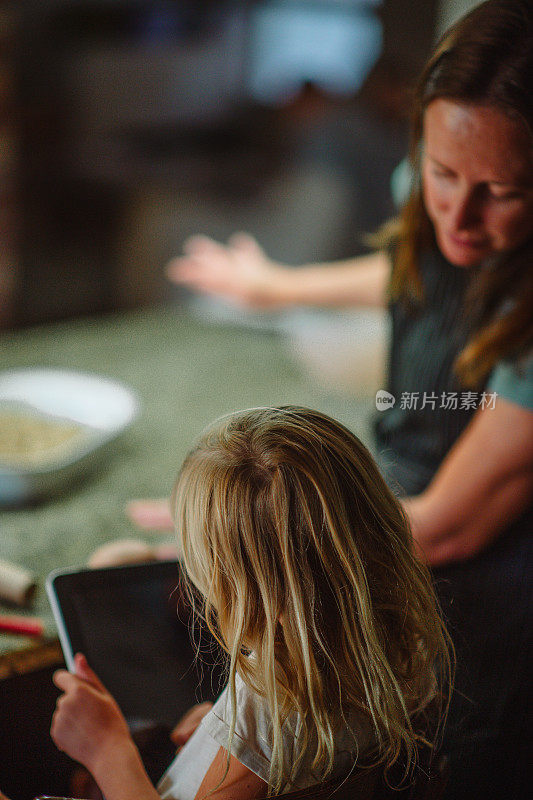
[167,233,289,309]
[170,701,213,747]
[51,653,133,776]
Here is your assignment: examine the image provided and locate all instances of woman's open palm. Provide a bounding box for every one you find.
[167,233,286,309]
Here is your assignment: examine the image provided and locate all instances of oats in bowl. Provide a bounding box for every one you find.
[0,405,90,469]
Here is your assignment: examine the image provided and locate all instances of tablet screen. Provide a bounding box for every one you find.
[47,560,225,729]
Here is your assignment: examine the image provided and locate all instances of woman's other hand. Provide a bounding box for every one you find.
[126,498,174,531]
[51,653,134,775]
[167,233,289,310]
[170,701,214,748]
[404,397,533,567]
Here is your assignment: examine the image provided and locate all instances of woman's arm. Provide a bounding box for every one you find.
[167,233,390,310]
[404,397,533,566]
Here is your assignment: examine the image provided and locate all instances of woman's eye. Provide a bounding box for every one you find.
[490,189,523,201]
[432,168,454,180]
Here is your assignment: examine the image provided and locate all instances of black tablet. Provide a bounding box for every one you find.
[46,560,224,730]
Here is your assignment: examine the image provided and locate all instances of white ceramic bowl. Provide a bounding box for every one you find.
[0,369,139,505]
[281,309,389,397]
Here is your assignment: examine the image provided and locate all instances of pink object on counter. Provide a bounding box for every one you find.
[0,614,44,637]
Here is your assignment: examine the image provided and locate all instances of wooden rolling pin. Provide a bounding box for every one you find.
[0,558,38,606]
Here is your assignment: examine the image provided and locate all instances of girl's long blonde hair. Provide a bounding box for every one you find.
[173,407,452,793]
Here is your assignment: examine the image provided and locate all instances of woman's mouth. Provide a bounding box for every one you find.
[448,233,486,249]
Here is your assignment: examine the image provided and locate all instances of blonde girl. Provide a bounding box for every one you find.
[50,406,451,800]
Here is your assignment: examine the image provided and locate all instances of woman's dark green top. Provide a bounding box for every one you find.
[374,248,480,496]
[375,248,533,800]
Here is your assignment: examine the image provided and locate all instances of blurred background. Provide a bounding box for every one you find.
[1,0,478,330]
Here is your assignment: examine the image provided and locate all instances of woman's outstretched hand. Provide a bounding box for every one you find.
[168,234,390,310]
[167,233,290,309]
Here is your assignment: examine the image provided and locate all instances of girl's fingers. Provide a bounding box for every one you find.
[74,653,108,692]
[53,668,76,691]
[170,702,214,746]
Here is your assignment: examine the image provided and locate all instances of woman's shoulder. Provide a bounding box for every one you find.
[487,349,533,410]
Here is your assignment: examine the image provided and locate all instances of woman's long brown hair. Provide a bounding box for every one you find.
[391,0,533,387]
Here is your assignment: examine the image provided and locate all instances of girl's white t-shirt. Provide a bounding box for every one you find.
[157,674,373,800]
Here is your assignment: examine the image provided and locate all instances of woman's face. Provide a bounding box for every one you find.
[422,99,533,267]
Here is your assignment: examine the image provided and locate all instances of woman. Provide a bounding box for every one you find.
[129,2,532,798]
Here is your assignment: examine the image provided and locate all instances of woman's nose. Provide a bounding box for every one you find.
[449,188,482,231]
